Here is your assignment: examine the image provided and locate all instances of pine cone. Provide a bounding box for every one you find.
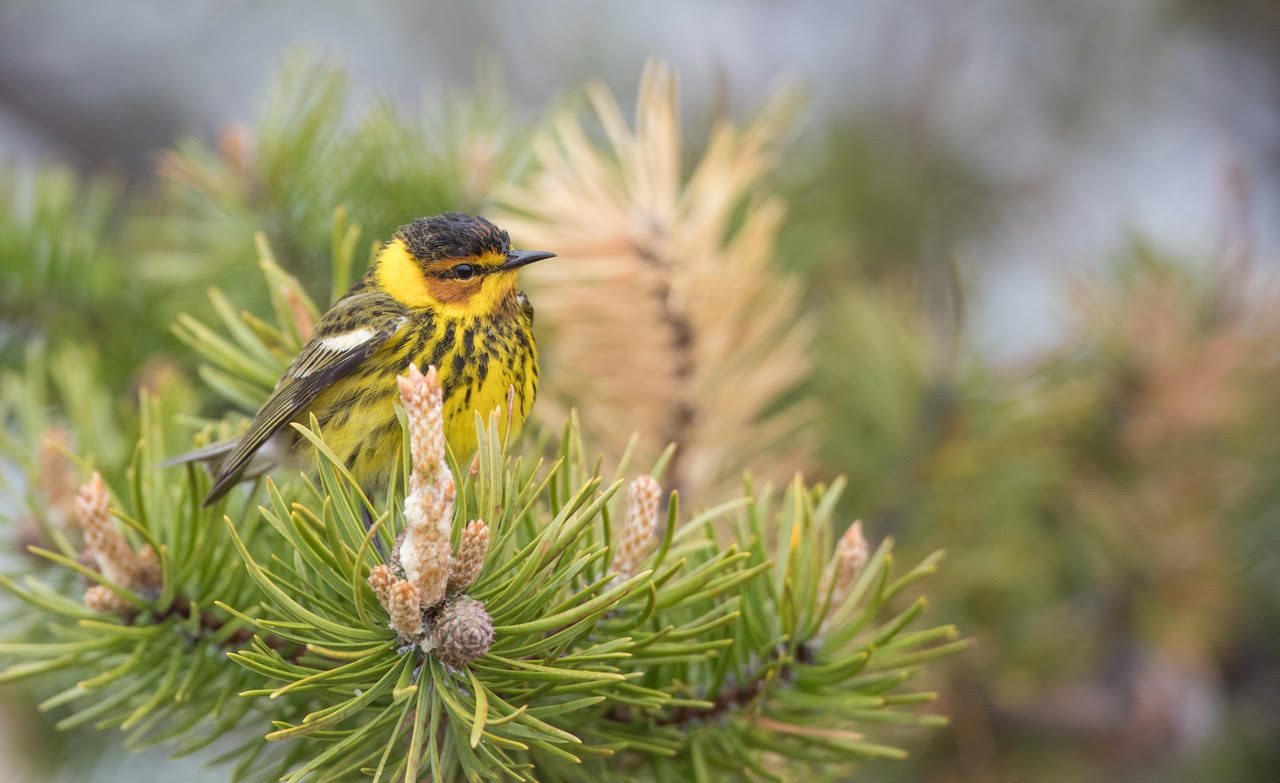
[428,596,494,668]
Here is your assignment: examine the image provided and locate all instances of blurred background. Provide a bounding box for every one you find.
[1,0,1279,781]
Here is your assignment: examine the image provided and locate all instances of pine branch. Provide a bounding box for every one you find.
[0,165,173,388]
[0,56,967,783]
[0,394,302,775]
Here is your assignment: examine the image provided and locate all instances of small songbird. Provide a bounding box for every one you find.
[171,213,554,506]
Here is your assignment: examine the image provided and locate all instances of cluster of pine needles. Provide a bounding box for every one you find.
[0,248,959,782]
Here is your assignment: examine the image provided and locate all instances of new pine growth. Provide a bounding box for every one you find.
[369,363,493,667]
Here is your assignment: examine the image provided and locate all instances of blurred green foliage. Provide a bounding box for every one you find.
[135,52,529,319]
[778,117,994,284]
[0,168,157,389]
[825,243,1280,780]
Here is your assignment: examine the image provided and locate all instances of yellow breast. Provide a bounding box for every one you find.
[301,313,537,490]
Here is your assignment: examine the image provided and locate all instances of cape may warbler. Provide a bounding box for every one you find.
[170,213,554,506]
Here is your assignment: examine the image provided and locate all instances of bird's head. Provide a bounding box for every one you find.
[375,213,555,315]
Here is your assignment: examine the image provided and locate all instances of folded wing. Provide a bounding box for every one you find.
[202,293,405,505]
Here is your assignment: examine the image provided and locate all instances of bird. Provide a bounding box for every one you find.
[167,212,554,507]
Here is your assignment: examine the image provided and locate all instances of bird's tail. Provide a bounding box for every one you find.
[158,439,239,470]
[159,434,287,506]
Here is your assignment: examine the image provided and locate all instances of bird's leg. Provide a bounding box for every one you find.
[362,504,387,559]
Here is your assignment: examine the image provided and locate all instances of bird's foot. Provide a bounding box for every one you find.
[362,504,386,559]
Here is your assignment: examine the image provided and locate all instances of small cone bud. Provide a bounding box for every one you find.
[76,473,150,591]
[84,585,133,615]
[368,564,397,607]
[428,596,494,668]
[613,475,662,580]
[448,520,490,595]
[385,580,424,641]
[369,566,425,641]
[820,521,870,617]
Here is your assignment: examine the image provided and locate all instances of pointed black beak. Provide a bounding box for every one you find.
[500,249,557,271]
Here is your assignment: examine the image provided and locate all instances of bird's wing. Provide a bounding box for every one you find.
[203,293,406,505]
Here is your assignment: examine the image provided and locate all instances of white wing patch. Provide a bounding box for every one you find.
[288,327,380,379]
[318,328,377,353]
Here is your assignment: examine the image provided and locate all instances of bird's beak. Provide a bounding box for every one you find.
[500,250,557,270]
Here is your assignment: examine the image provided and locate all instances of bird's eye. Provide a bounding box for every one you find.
[452,264,476,280]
